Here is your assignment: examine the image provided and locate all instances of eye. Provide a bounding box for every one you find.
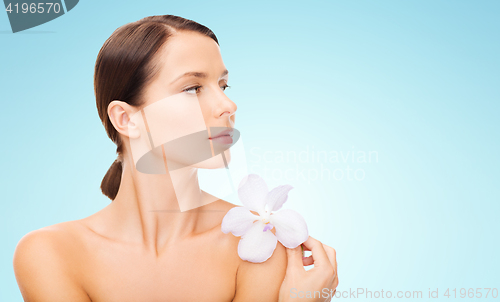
[183,84,231,94]
[183,85,202,94]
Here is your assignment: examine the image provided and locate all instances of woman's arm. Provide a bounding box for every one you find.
[13,229,92,302]
[232,242,287,302]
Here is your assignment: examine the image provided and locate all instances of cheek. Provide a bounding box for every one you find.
[144,94,207,145]
[128,93,211,170]
[198,100,213,126]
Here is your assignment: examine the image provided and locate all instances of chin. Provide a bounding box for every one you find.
[134,140,234,173]
[191,149,232,170]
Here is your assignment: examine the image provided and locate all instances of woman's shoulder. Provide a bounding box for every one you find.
[13,221,91,301]
[15,220,80,248]
[13,221,85,265]
[202,199,288,301]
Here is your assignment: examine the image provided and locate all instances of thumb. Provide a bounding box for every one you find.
[286,245,305,273]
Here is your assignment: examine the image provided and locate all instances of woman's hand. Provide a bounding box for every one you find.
[278,236,338,302]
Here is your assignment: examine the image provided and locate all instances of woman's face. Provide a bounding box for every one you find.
[127,30,238,172]
[142,30,236,125]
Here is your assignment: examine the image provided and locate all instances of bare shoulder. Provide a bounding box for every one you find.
[13,221,91,301]
[233,242,287,301]
[14,221,82,262]
[202,200,288,301]
[14,221,85,255]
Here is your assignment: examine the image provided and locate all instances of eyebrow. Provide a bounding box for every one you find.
[170,69,229,84]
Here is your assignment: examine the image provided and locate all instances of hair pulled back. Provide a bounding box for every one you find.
[94,15,219,200]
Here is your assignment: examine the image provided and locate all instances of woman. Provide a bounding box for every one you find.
[13,15,338,301]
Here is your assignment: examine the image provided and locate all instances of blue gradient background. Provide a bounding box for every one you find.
[1,1,499,301]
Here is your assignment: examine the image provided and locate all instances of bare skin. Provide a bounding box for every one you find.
[13,30,287,301]
[13,198,287,302]
[13,29,338,302]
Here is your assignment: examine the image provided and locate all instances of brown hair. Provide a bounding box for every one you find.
[94,15,219,200]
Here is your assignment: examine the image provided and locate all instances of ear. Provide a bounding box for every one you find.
[108,100,141,139]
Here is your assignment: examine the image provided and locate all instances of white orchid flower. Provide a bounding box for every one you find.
[221,174,309,263]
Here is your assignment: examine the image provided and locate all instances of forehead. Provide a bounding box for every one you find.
[157,31,225,81]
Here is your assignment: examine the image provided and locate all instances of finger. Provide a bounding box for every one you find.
[286,246,305,273]
[301,236,331,269]
[302,240,331,254]
[333,250,337,278]
[322,244,337,275]
[319,243,337,280]
[331,246,338,278]
[302,255,314,266]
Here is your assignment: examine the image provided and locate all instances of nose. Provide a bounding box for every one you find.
[213,90,237,121]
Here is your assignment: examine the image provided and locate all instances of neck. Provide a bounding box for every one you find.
[106,154,206,255]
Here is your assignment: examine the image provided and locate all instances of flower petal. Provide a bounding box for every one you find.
[238,174,268,214]
[266,185,294,212]
[221,206,260,237]
[237,220,278,263]
[270,209,309,248]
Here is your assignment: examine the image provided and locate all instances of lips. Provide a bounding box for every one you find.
[209,128,234,145]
